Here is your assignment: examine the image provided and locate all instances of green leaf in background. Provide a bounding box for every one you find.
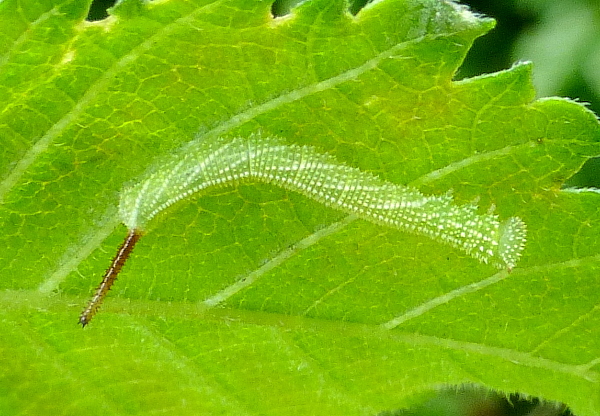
[0,0,599,415]
[512,0,600,101]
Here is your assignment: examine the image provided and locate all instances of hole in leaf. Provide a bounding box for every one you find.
[348,0,375,16]
[270,0,375,18]
[271,0,306,18]
[378,386,574,416]
[86,0,117,22]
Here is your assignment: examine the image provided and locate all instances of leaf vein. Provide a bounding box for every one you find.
[0,0,226,201]
[199,215,358,309]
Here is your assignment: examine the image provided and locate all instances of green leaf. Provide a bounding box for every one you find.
[1,0,599,414]
[513,0,600,99]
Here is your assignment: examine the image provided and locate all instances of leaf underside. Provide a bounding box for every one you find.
[0,0,599,415]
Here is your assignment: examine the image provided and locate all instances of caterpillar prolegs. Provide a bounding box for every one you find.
[80,135,526,326]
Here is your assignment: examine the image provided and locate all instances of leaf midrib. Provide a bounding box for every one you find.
[3,288,597,384]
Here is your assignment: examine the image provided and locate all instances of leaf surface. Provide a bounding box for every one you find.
[1,0,599,414]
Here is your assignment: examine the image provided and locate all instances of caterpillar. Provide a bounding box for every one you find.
[79,134,526,326]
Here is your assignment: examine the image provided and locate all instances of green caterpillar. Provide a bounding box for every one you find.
[80,135,526,326]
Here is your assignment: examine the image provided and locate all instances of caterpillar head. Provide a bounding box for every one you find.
[497,217,527,270]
